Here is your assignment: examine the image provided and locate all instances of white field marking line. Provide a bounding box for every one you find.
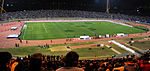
[111,48,121,54]
[42,23,48,33]
[23,27,27,40]
[124,43,145,53]
[105,45,121,54]
[108,40,141,56]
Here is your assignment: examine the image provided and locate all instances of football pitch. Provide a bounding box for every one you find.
[19,21,146,40]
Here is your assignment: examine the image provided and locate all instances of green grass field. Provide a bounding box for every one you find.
[110,44,129,53]
[132,40,150,50]
[0,39,131,58]
[0,46,116,59]
[19,21,146,40]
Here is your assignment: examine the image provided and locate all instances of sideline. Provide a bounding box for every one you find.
[23,25,27,39]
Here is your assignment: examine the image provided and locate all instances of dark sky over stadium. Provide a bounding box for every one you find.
[2,0,150,16]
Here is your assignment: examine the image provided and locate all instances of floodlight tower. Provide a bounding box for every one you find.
[106,0,110,14]
[0,0,6,14]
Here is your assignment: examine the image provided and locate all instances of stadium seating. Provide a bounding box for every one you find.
[0,51,149,71]
[1,10,150,23]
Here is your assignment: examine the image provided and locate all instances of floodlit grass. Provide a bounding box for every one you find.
[0,46,116,59]
[49,41,97,47]
[19,21,146,40]
[132,40,150,50]
[110,44,129,54]
[75,47,116,57]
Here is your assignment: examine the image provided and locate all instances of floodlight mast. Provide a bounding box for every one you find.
[0,0,6,14]
[106,0,110,14]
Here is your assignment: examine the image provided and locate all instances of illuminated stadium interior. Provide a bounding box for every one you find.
[0,0,150,71]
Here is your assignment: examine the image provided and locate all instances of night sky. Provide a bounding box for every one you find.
[2,0,150,16]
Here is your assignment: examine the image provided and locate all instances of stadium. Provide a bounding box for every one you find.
[0,0,150,71]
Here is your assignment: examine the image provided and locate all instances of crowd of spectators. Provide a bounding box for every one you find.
[0,51,149,71]
[1,10,150,22]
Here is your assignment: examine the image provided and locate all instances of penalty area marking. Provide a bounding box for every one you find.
[42,23,48,33]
